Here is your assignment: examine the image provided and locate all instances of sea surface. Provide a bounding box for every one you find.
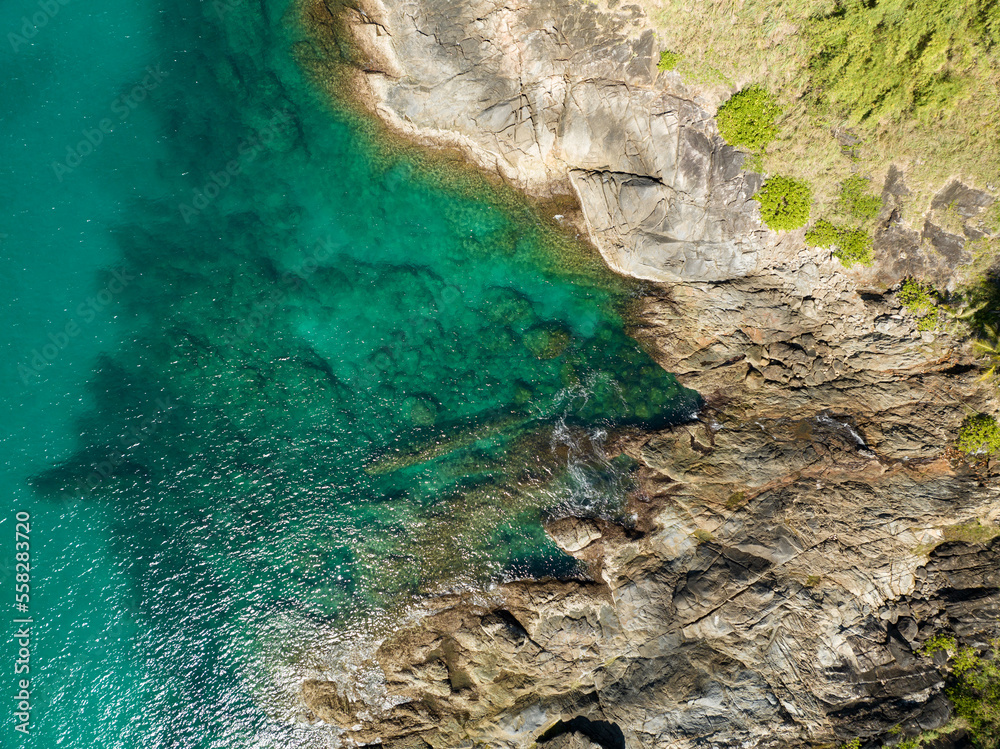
[0,0,697,745]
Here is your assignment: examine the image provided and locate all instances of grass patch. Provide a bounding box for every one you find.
[961,234,1000,284]
[807,0,1000,127]
[715,86,782,151]
[725,490,747,510]
[957,413,1000,456]
[657,50,681,71]
[755,175,811,230]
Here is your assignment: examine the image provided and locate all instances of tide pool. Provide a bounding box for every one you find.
[0,0,698,745]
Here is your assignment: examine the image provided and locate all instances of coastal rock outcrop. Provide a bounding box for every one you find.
[335,0,770,283]
[304,413,1000,747]
[304,0,1000,746]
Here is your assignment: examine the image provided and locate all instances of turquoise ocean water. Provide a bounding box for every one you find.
[0,0,698,745]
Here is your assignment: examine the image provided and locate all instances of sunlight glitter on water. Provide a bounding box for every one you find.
[0,0,698,744]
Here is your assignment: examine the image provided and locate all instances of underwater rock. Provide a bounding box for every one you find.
[523,323,571,360]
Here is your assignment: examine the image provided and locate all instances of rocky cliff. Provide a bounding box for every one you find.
[301,0,1000,746]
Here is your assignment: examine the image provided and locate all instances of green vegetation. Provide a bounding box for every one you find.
[957,413,1000,456]
[941,638,1000,749]
[840,739,861,749]
[838,175,883,220]
[803,175,881,269]
[805,219,873,267]
[725,490,747,510]
[899,278,938,313]
[908,635,1000,749]
[755,175,811,230]
[808,0,1000,126]
[975,328,1000,380]
[804,219,840,248]
[716,86,782,151]
[645,0,1000,223]
[921,634,957,657]
[914,308,940,332]
[898,278,941,330]
[831,230,873,268]
[657,50,680,71]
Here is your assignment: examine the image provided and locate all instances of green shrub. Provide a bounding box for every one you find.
[657,50,680,71]
[839,175,883,220]
[755,175,811,230]
[898,278,940,329]
[918,635,1000,748]
[916,308,941,331]
[805,219,873,267]
[921,634,957,657]
[957,413,1000,456]
[833,229,875,268]
[805,219,841,247]
[899,278,938,313]
[716,86,782,150]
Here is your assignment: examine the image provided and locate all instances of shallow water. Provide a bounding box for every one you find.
[0,0,698,745]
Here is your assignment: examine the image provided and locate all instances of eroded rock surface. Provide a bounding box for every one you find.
[302,270,1000,746]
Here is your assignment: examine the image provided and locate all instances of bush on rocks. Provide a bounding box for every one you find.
[957,413,1000,456]
[805,219,874,268]
[657,50,680,71]
[716,86,782,151]
[754,175,811,231]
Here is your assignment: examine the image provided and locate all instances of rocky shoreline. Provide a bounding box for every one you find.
[302,0,1000,746]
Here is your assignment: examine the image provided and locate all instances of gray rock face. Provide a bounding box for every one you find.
[932,180,995,218]
[340,0,772,282]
